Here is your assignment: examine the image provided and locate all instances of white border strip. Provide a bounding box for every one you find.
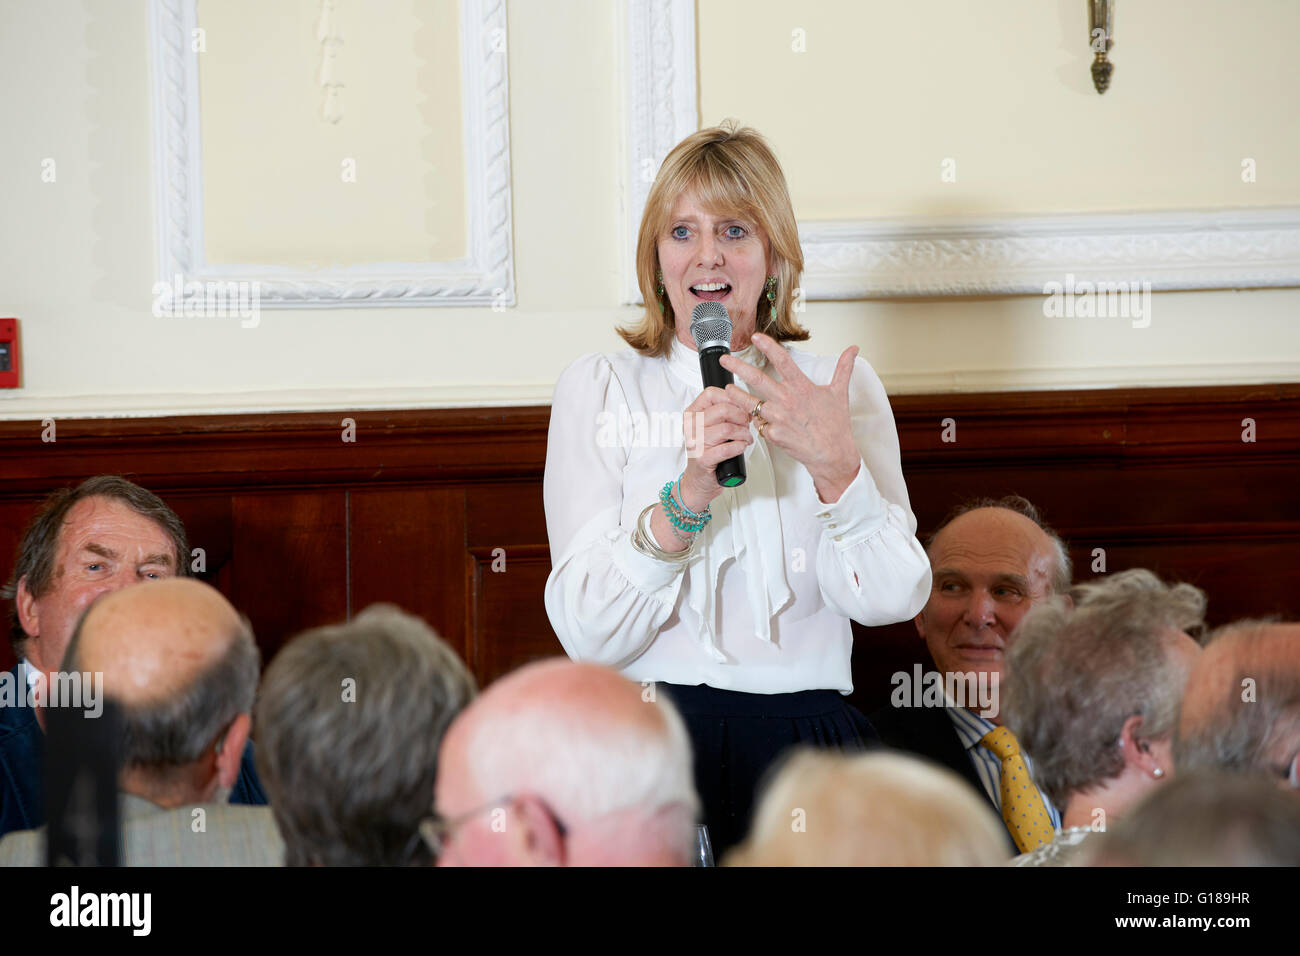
[148,0,514,308]
[4,358,1300,420]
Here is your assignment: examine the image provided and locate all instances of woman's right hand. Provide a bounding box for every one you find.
[679,387,754,513]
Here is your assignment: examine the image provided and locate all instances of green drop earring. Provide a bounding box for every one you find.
[656,269,665,314]
[764,274,778,326]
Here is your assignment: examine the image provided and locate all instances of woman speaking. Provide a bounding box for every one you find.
[543,123,931,854]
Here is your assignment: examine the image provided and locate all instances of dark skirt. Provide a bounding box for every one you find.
[656,683,878,860]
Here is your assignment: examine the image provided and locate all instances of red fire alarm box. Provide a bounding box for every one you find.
[0,319,18,388]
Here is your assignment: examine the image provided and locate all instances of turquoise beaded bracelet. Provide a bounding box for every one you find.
[659,478,711,535]
[672,478,708,522]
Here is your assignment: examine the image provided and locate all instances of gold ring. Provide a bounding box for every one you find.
[751,399,765,419]
[757,417,768,437]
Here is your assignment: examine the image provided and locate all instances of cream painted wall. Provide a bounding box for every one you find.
[700,0,1300,218]
[198,0,467,265]
[0,0,1296,421]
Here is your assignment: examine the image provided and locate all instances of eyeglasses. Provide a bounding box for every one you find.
[413,794,569,863]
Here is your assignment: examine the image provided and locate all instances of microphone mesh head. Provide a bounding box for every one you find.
[690,302,732,350]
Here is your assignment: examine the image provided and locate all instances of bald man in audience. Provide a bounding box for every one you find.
[0,475,264,839]
[0,578,280,865]
[1176,620,1300,789]
[871,495,1071,851]
[726,750,1010,867]
[431,659,699,866]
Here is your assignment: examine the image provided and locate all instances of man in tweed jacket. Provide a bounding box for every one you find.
[0,578,279,866]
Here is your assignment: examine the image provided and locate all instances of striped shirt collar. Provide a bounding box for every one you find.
[944,695,1062,828]
[944,693,998,751]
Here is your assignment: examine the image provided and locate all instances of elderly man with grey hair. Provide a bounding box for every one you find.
[255,604,476,866]
[1175,619,1300,788]
[1003,568,1206,866]
[431,659,699,866]
[0,578,278,865]
[0,474,265,840]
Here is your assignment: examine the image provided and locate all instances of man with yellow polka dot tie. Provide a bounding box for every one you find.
[871,497,1066,851]
[980,726,1056,852]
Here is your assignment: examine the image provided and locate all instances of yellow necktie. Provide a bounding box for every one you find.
[980,726,1055,853]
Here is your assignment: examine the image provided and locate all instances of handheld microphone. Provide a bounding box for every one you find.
[690,302,747,488]
[45,696,123,867]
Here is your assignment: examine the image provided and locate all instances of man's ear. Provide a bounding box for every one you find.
[1060,592,1075,610]
[913,611,926,640]
[215,712,252,790]
[15,575,40,640]
[504,794,567,867]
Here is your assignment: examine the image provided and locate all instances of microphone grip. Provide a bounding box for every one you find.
[698,346,747,488]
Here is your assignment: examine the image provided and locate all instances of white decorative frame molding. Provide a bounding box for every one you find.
[148,0,514,308]
[623,0,1300,302]
[799,207,1300,298]
[621,0,697,304]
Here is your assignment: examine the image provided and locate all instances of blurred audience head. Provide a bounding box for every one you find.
[1087,770,1300,866]
[1004,569,1205,822]
[727,750,1009,867]
[63,577,257,807]
[433,660,698,866]
[1176,620,1300,788]
[255,604,475,866]
[914,495,1070,718]
[2,475,189,675]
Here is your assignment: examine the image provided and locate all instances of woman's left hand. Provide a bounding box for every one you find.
[720,332,863,503]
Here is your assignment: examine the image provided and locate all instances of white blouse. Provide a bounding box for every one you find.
[543,337,931,695]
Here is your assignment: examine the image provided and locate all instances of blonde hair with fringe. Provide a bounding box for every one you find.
[620,122,810,357]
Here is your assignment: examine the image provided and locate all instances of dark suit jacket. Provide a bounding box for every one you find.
[869,702,1017,852]
[0,663,267,839]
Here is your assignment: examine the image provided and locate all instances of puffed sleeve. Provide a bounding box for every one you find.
[810,356,932,625]
[542,354,688,669]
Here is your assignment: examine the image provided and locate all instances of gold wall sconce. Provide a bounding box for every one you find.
[1089,0,1115,94]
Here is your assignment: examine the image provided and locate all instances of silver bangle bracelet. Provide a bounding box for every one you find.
[631,504,694,563]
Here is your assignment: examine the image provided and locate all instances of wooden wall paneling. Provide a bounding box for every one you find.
[349,487,469,664]
[466,544,559,686]
[0,498,43,673]
[2,384,1299,705]
[464,483,560,684]
[1069,535,1300,620]
[0,407,552,493]
[845,384,1300,717]
[464,483,549,544]
[229,492,348,665]
[849,621,927,719]
[167,494,235,593]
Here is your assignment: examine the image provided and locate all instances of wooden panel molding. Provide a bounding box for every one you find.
[2,383,1298,711]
